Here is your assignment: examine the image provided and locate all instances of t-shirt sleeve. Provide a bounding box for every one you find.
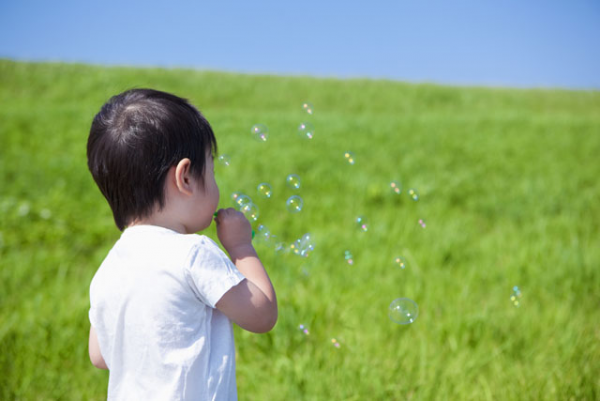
[185,236,246,308]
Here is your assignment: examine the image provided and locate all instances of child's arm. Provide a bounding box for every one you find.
[214,208,278,333]
[88,326,108,370]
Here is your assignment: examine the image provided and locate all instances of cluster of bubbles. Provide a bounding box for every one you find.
[289,233,315,258]
[510,286,522,307]
[231,192,260,222]
[238,103,428,329]
[297,323,344,350]
[241,203,259,222]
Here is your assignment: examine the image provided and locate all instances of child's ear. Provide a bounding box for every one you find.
[174,158,193,196]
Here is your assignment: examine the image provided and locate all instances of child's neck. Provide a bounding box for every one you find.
[129,213,190,235]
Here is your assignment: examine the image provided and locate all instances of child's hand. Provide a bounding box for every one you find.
[214,208,253,254]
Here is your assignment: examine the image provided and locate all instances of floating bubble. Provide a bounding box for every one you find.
[393,256,406,269]
[344,250,354,265]
[418,219,426,228]
[257,183,273,198]
[286,195,303,213]
[290,233,315,257]
[298,122,315,140]
[286,174,301,190]
[408,188,419,201]
[251,124,269,142]
[344,151,356,165]
[233,193,252,209]
[331,338,341,348]
[302,102,314,115]
[388,298,418,324]
[241,203,259,221]
[218,154,231,167]
[256,224,272,242]
[298,324,310,335]
[390,181,402,195]
[356,216,368,232]
[274,242,287,253]
[298,233,315,257]
[510,286,522,307]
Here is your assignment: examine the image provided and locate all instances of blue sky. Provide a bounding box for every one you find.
[1,0,599,89]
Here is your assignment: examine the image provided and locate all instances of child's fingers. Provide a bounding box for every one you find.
[214,208,241,224]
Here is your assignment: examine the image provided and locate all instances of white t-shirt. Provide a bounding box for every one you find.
[89,225,246,401]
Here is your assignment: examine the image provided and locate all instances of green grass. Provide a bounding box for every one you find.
[1,59,599,400]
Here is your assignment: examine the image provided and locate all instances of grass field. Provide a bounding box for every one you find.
[1,59,599,400]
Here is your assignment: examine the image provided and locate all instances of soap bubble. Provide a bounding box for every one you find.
[390,181,401,194]
[251,124,269,142]
[298,324,310,335]
[356,216,368,232]
[256,224,272,242]
[286,174,301,190]
[344,250,354,265]
[298,122,315,140]
[393,256,406,269]
[418,219,426,228]
[344,151,356,165]
[234,194,252,209]
[408,188,419,201]
[286,196,303,213]
[257,183,273,198]
[290,233,315,257]
[218,154,231,167]
[302,102,314,115]
[510,286,522,307]
[241,203,259,221]
[331,338,341,348]
[388,298,418,324]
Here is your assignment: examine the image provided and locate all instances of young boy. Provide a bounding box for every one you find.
[86,88,277,400]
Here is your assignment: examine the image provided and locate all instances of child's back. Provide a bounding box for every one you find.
[86,89,277,400]
[90,225,244,399]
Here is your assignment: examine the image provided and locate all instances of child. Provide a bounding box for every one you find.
[86,88,277,400]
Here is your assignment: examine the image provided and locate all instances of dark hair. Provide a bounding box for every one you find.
[87,88,217,231]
